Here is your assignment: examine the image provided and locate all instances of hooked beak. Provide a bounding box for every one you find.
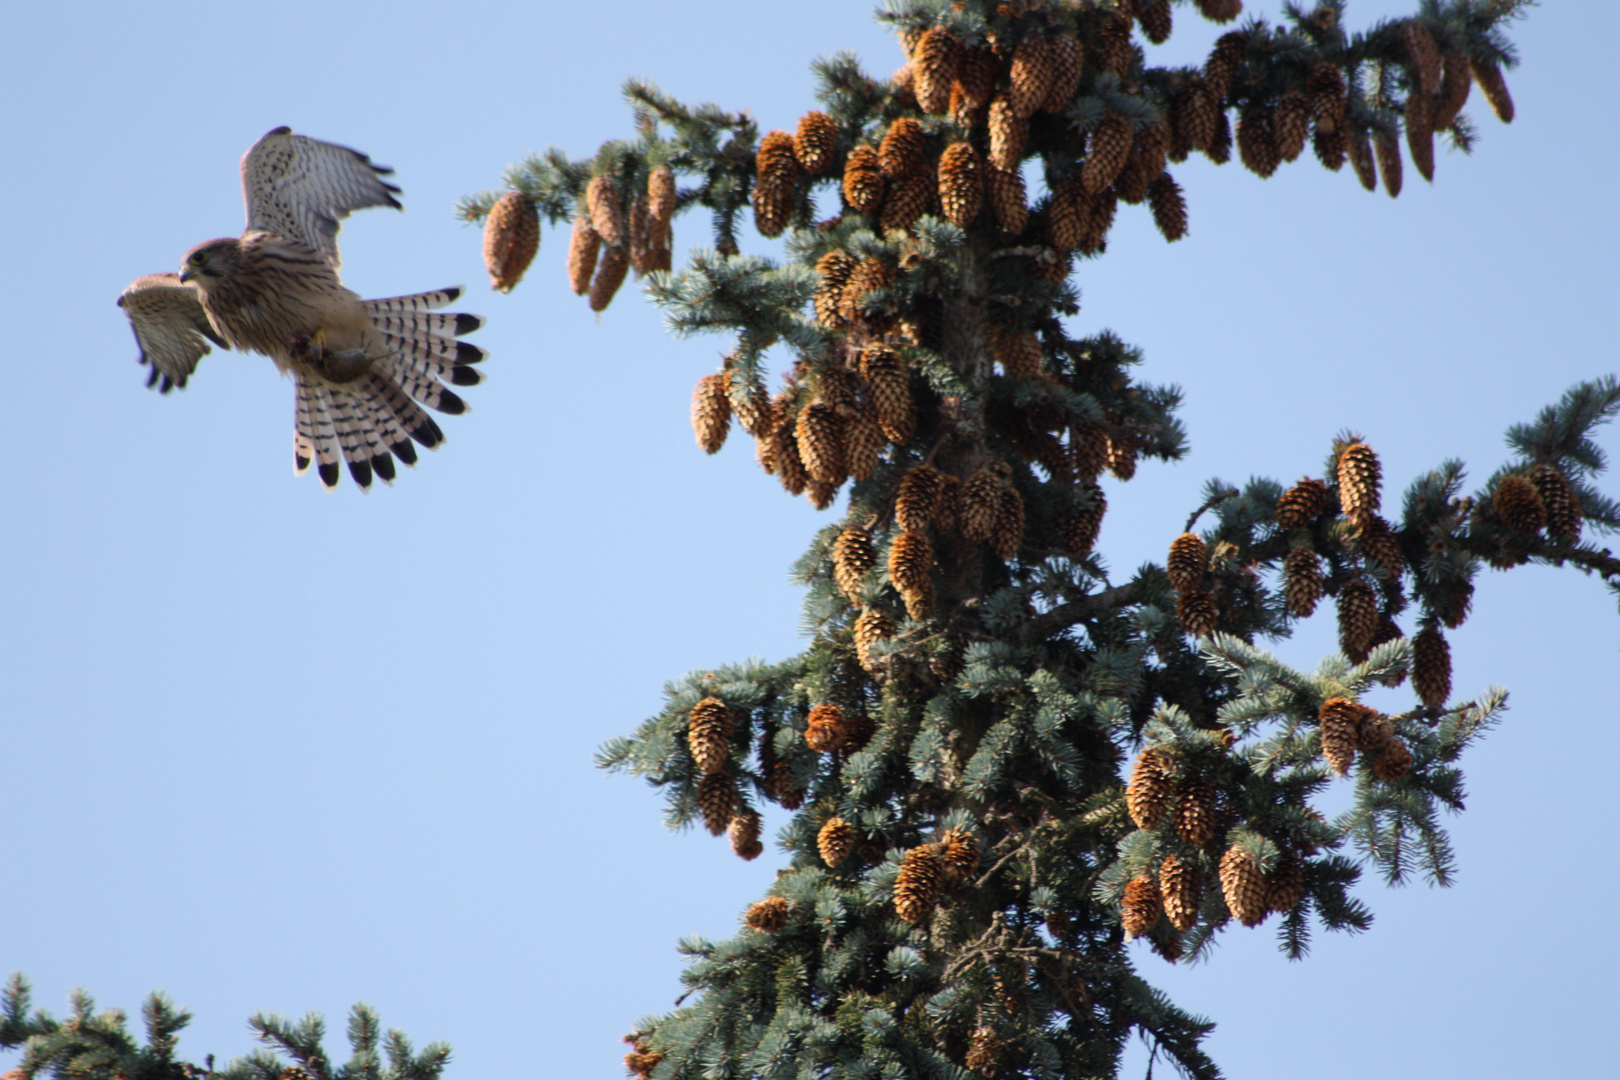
[178,268,195,283]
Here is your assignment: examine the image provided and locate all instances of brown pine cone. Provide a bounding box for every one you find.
[1406,93,1435,183]
[688,696,734,775]
[1060,483,1107,557]
[796,402,846,484]
[1083,114,1134,194]
[1336,440,1382,532]
[1359,515,1406,583]
[914,27,963,115]
[1147,173,1188,241]
[1160,854,1203,931]
[1313,124,1347,172]
[1237,104,1279,178]
[745,896,791,932]
[1174,779,1216,846]
[1176,588,1218,638]
[1176,76,1219,152]
[1307,61,1348,135]
[1219,843,1269,927]
[691,373,731,454]
[804,703,847,754]
[588,244,630,312]
[794,111,837,174]
[753,130,798,238]
[728,810,763,860]
[1433,49,1472,130]
[853,607,895,673]
[988,163,1029,234]
[1047,172,1089,250]
[1375,131,1403,198]
[586,174,625,247]
[1138,0,1172,44]
[566,213,601,296]
[1283,543,1323,618]
[1204,31,1248,102]
[814,250,860,328]
[482,191,539,293]
[647,166,676,251]
[952,46,997,125]
[770,409,809,495]
[960,465,1004,543]
[861,346,914,444]
[895,843,945,922]
[1470,57,1515,123]
[1008,37,1055,118]
[843,401,884,481]
[1275,477,1328,529]
[1403,20,1441,98]
[1348,125,1377,191]
[1530,463,1582,543]
[1041,34,1085,113]
[1411,623,1451,710]
[1167,532,1208,594]
[879,117,927,179]
[988,95,1027,170]
[1493,473,1546,537]
[993,484,1024,562]
[1336,576,1380,663]
[895,465,942,532]
[941,827,980,881]
[1373,737,1413,782]
[880,168,934,235]
[1195,0,1244,23]
[1122,874,1163,938]
[818,817,857,868]
[697,773,737,836]
[1318,696,1368,776]
[1275,91,1311,162]
[1265,852,1304,914]
[1205,110,1233,165]
[888,530,935,594]
[937,142,984,227]
[965,1026,1000,1077]
[833,527,877,604]
[1126,747,1176,830]
[841,145,885,216]
[840,256,895,326]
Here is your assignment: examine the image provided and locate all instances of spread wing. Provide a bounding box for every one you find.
[117,273,229,393]
[240,126,402,269]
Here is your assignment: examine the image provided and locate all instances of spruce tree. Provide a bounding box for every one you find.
[458,1,1617,1077]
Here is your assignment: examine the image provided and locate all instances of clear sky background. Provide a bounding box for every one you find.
[2,2,1615,1077]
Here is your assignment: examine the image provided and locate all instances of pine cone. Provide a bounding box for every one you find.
[878,167,932,235]
[1205,110,1233,165]
[1313,124,1347,172]
[833,528,876,603]
[992,327,1043,379]
[814,250,860,328]
[895,466,941,532]
[993,484,1024,562]
[1122,874,1163,938]
[588,244,630,312]
[566,213,601,296]
[691,373,731,454]
[1136,122,1169,183]
[698,773,736,836]
[1336,576,1379,663]
[1138,0,1172,44]
[1318,696,1367,776]
[840,256,895,325]
[1008,37,1055,118]
[1094,13,1133,79]
[1530,463,1582,543]
[805,703,847,754]
[1411,623,1451,710]
[688,696,734,775]
[965,1026,999,1077]
[1359,515,1406,583]
[1048,172,1089,250]
[1470,57,1515,123]
[1406,93,1435,183]
[1493,473,1546,537]
[1060,483,1107,557]
[794,111,837,174]
[805,479,838,511]
[843,400,884,481]
[1041,34,1084,113]
[818,817,857,868]
[1373,737,1413,782]
[888,530,934,594]
[770,410,809,495]
[933,472,961,531]
[1105,421,1136,479]
[1402,20,1441,98]
[1265,852,1304,914]
[647,166,676,251]
[914,27,963,115]
[1126,747,1176,830]
[1176,588,1218,638]
[586,174,626,247]
[1083,114,1134,194]
[895,843,945,922]
[1195,0,1244,23]
[1176,76,1219,152]
[1113,153,1149,206]
[1275,91,1311,162]
[1167,532,1208,594]
[753,130,798,238]
[862,346,914,444]
[879,118,927,179]
[1347,125,1378,191]
[1147,173,1187,242]
[854,607,896,673]
[1433,49,1472,130]
[952,46,997,126]
[841,145,885,216]
[988,163,1029,234]
[728,810,763,860]
[483,191,539,293]
[1437,578,1474,630]
[745,896,791,932]
[1374,131,1403,198]
[1283,543,1323,617]
[1275,477,1328,528]
[988,95,1027,170]
[1204,31,1248,102]
[1219,843,1269,927]
[1160,854,1203,931]
[938,142,984,227]
[1336,440,1382,532]
[941,827,980,880]
[960,465,1004,543]
[1175,779,1216,846]
[627,193,655,277]
[1237,104,1279,178]
[1307,61,1348,135]
[796,402,846,484]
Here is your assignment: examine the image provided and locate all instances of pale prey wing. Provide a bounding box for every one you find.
[240,126,402,268]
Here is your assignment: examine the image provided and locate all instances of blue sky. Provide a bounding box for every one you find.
[2,2,1615,1077]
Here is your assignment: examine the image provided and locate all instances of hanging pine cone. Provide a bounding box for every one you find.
[729,810,763,860]
[796,402,846,484]
[862,346,914,444]
[688,696,734,775]
[1275,476,1328,528]
[587,244,630,312]
[1219,843,1269,927]
[586,173,626,248]
[833,528,875,603]
[1083,114,1134,194]
[900,578,935,622]
[965,1026,1000,1077]
[941,828,980,881]
[840,256,895,325]
[627,193,656,277]
[1265,852,1304,914]
[1434,49,1472,130]
[1041,34,1085,113]
[753,130,798,238]
[745,896,791,932]
[805,479,838,511]
[1283,543,1323,617]
[1126,747,1176,829]
[933,472,961,531]
[895,466,941,532]
[1402,20,1441,98]
[1160,854,1202,931]
[1313,123,1348,172]
[1205,110,1233,165]
[691,373,731,455]
[888,530,934,594]
[1493,473,1546,537]
[879,167,932,235]
[794,111,837,174]
[1094,13,1133,79]
[960,465,1004,543]
[854,607,895,672]
[1373,737,1413,782]
[993,484,1024,562]
[1336,440,1382,532]
[1470,57,1515,123]
[938,142,983,227]
[1318,696,1367,776]
[647,166,676,250]
[1237,104,1279,178]
[1008,36,1055,118]
[1530,464,1582,543]
[1138,0,1172,44]
[1411,623,1451,710]
[1167,532,1208,594]
[992,328,1043,379]
[1374,131,1403,198]
[1204,31,1248,102]
[624,1050,664,1078]
[988,95,1027,170]
[818,817,856,868]
[988,163,1029,234]
[1105,421,1137,480]
[1136,123,1169,182]
[770,411,810,495]
[879,118,927,179]
[1176,76,1219,152]
[952,46,997,125]
[1195,0,1244,23]
[1175,779,1217,846]
[1148,173,1187,242]
[1047,172,1089,250]
[1274,91,1311,162]
[1353,706,1394,752]
[1359,516,1406,583]
[482,191,539,293]
[914,27,963,115]
[1060,483,1107,557]
[1405,92,1436,183]
[1336,576,1379,663]
[1307,61,1348,134]
[1176,588,1218,638]
[841,145,885,216]
[843,402,884,481]
[1122,874,1163,938]
[566,213,601,297]
[895,843,945,923]
[1347,125,1377,191]
[814,250,860,328]
[697,773,736,836]
[805,703,847,754]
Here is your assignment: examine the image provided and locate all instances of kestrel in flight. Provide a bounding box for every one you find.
[117,127,486,490]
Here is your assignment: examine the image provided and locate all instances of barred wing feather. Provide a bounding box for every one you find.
[241,126,402,268]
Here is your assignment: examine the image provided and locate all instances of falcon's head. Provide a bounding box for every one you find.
[178,238,241,286]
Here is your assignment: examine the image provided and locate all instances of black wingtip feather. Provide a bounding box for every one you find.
[372,454,396,484]
[450,366,482,386]
[318,461,341,488]
[411,417,444,449]
[455,341,486,364]
[430,388,466,416]
[440,286,463,304]
[453,313,482,336]
[391,439,418,466]
[296,453,312,472]
[348,458,374,490]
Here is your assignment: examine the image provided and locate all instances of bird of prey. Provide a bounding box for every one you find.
[117,127,486,490]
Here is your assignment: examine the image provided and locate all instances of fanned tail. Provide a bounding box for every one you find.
[290,287,481,490]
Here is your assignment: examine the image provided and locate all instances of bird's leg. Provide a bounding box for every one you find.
[290,329,375,383]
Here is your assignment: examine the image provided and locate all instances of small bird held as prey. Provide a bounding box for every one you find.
[117,126,487,490]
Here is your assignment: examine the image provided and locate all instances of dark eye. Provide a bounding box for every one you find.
[190,252,205,263]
